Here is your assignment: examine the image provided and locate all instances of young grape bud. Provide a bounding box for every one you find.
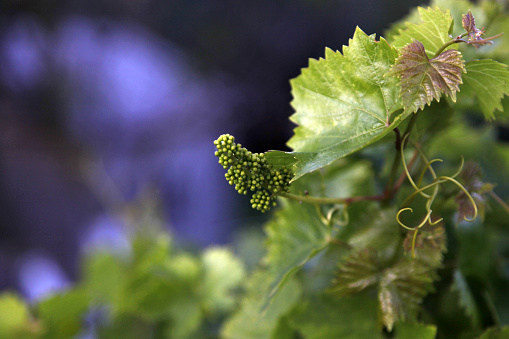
[213,134,293,212]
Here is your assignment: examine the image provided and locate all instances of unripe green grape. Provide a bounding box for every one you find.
[214,134,293,212]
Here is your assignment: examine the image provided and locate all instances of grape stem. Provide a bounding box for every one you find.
[280,113,420,207]
[278,191,386,205]
[488,191,509,214]
[433,32,504,58]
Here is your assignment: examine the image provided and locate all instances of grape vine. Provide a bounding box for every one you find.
[214,4,509,336]
[3,3,509,339]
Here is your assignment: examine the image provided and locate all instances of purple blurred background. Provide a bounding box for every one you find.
[0,0,422,301]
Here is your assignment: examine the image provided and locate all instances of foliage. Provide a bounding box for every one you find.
[2,1,509,338]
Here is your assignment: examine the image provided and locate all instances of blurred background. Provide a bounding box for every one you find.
[0,0,423,301]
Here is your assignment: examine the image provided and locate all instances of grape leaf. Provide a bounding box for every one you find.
[459,59,509,120]
[97,316,154,339]
[200,247,246,314]
[264,199,332,301]
[462,10,496,49]
[395,322,437,339]
[263,159,375,303]
[477,326,509,339]
[0,293,33,338]
[387,40,465,113]
[451,269,481,328]
[380,224,446,331]
[346,208,402,264]
[402,222,447,266]
[378,258,436,331]
[221,271,301,339]
[391,7,455,58]
[287,293,383,339]
[284,27,403,180]
[329,248,380,296]
[37,288,90,339]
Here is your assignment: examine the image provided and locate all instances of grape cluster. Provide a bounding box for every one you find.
[214,134,292,212]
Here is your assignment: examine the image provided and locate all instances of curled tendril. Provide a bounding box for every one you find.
[316,204,349,229]
[438,176,478,222]
[325,205,350,229]
[398,138,478,257]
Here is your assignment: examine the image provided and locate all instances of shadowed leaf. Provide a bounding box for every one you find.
[378,258,436,331]
[330,248,380,296]
[454,161,493,221]
[221,271,301,339]
[288,293,383,339]
[380,224,446,331]
[451,270,481,328]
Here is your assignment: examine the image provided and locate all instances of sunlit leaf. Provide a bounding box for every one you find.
[0,293,34,338]
[387,40,465,113]
[459,59,509,120]
[391,7,455,58]
[284,27,403,179]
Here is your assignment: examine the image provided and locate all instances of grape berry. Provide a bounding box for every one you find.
[214,134,292,212]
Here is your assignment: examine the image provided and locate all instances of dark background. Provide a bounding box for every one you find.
[0,0,423,300]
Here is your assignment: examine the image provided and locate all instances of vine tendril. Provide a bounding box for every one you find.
[398,137,478,257]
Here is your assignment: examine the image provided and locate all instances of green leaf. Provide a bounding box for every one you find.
[37,288,90,339]
[378,258,436,331]
[459,59,509,120]
[264,198,331,301]
[264,150,299,170]
[402,222,447,266]
[387,40,465,113]
[0,293,33,338]
[166,298,202,339]
[286,27,403,179]
[83,252,126,304]
[97,316,154,339]
[200,247,246,314]
[329,248,380,296]
[264,158,376,302]
[391,7,455,58]
[395,322,437,339]
[347,208,402,264]
[128,253,201,320]
[221,271,301,339]
[451,269,481,328]
[380,223,446,331]
[477,326,509,339]
[288,293,383,339]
